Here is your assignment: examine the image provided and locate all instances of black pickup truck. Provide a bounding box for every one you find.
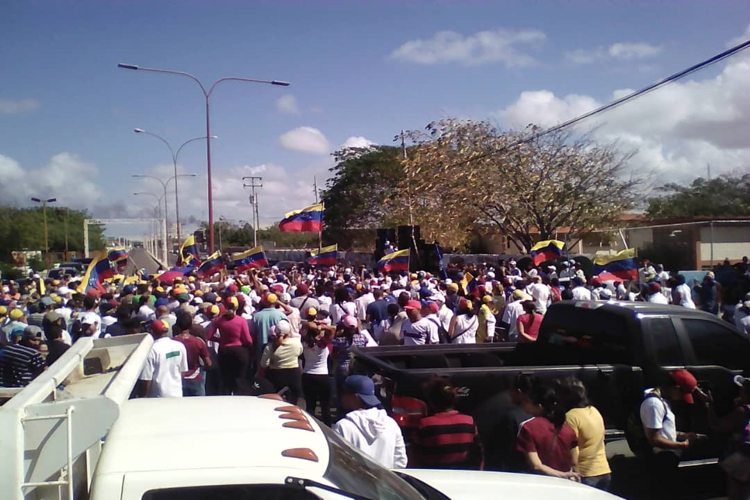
[352,301,750,434]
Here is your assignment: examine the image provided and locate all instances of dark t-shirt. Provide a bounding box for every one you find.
[516,416,577,473]
[473,392,531,472]
[46,340,70,366]
[173,334,210,380]
[366,299,389,324]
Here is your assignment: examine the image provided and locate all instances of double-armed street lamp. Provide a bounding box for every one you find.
[133,128,216,242]
[132,173,196,265]
[118,62,290,253]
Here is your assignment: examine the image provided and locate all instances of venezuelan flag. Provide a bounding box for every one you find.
[460,272,478,296]
[179,235,201,265]
[377,249,410,273]
[593,248,638,282]
[529,240,565,266]
[77,251,113,294]
[108,248,129,263]
[308,244,338,266]
[278,203,324,232]
[231,246,268,272]
[197,251,226,278]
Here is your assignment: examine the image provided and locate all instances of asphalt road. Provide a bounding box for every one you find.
[126,247,165,276]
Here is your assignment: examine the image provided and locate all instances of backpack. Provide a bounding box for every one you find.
[625,392,668,457]
[427,317,449,344]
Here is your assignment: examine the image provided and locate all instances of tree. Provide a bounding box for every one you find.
[646,174,750,219]
[322,146,405,247]
[398,119,640,251]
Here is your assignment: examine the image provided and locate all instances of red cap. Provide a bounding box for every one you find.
[404,299,422,311]
[670,369,697,404]
[297,283,309,294]
[150,319,170,334]
[427,302,439,314]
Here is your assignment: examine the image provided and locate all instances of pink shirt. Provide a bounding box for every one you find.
[517,313,542,342]
[207,315,253,348]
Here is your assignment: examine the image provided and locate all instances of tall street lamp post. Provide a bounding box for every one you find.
[134,191,164,262]
[30,197,57,269]
[133,128,216,242]
[132,173,196,265]
[118,63,289,253]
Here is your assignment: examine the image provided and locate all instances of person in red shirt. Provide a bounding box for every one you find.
[516,301,543,343]
[516,383,580,481]
[173,311,212,397]
[206,297,253,395]
[414,377,483,469]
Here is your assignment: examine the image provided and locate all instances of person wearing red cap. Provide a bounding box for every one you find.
[139,319,187,398]
[400,299,439,346]
[639,368,706,497]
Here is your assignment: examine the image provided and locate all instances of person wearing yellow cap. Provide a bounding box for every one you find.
[2,308,27,343]
[448,298,479,344]
[250,292,287,363]
[476,294,497,343]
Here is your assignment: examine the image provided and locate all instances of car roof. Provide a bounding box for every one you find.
[550,300,715,318]
[94,396,330,476]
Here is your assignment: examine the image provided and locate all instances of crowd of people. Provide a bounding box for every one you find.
[0,254,749,497]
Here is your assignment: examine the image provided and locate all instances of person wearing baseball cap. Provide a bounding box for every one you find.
[400,299,439,346]
[0,326,45,387]
[639,368,705,495]
[260,320,303,404]
[138,319,188,398]
[333,374,407,469]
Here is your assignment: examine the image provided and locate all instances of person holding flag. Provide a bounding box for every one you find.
[178,235,201,266]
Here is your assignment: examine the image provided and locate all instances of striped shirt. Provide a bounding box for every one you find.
[415,410,482,468]
[0,343,45,387]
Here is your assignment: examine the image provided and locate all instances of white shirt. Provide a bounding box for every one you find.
[674,284,696,309]
[401,317,439,345]
[526,283,551,315]
[572,287,593,301]
[302,342,330,375]
[438,304,454,331]
[502,301,525,340]
[640,390,677,448]
[139,337,188,398]
[451,314,478,344]
[355,293,375,321]
[647,293,669,305]
[330,302,356,325]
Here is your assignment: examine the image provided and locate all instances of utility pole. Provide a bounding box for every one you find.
[242,176,262,247]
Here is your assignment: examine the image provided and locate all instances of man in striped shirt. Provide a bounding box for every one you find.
[0,330,46,387]
[414,377,483,469]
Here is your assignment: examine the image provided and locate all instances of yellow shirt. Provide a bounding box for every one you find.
[565,406,611,477]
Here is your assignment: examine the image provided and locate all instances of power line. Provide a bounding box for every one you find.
[435,38,750,169]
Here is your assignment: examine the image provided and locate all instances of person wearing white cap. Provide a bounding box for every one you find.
[260,320,303,403]
[502,290,531,341]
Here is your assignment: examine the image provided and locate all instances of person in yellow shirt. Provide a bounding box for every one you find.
[559,378,612,491]
[476,295,497,343]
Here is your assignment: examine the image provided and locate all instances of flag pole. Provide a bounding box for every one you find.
[314,176,322,255]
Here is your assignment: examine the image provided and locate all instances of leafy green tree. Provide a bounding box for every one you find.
[322,146,405,247]
[646,174,750,219]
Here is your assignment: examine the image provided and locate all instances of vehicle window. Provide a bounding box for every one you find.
[542,307,630,363]
[320,424,423,500]
[142,484,318,500]
[682,318,750,370]
[643,317,683,365]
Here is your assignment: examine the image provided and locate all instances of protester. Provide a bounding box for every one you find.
[302,309,335,426]
[206,297,253,395]
[138,319,187,398]
[414,377,482,469]
[333,374,407,469]
[260,320,302,404]
[0,330,46,387]
[401,299,439,345]
[516,301,543,343]
[173,311,212,396]
[448,298,478,344]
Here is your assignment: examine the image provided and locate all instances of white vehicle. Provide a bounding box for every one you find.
[1,334,618,500]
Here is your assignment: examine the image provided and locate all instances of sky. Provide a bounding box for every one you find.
[1,0,749,240]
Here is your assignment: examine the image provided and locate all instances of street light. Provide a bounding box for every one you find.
[134,191,163,260]
[118,62,289,253]
[132,173,196,265]
[30,197,57,269]
[133,128,217,242]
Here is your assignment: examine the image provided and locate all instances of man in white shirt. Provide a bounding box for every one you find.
[525,276,551,315]
[333,375,407,469]
[139,319,187,398]
[571,277,593,301]
[400,300,439,345]
[501,290,529,341]
[646,283,670,304]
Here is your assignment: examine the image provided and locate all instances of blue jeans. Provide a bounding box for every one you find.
[182,375,206,397]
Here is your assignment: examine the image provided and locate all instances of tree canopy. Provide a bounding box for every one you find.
[397,119,640,251]
[646,174,750,219]
[0,205,105,263]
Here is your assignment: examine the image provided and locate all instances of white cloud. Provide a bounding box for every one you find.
[0,98,40,114]
[497,54,750,183]
[389,28,545,67]
[0,152,102,208]
[279,126,331,155]
[275,94,299,114]
[340,136,375,149]
[726,23,750,48]
[565,41,662,65]
[608,42,662,59]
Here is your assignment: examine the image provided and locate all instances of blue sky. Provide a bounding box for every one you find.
[1,0,748,238]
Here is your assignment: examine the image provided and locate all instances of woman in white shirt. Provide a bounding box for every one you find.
[448,298,479,344]
[301,309,336,426]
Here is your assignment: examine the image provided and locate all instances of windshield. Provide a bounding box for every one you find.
[320,424,424,500]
